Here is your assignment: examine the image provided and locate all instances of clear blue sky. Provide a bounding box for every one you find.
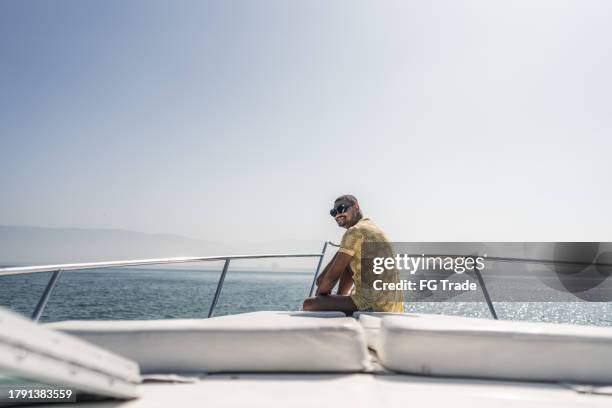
[1,0,611,244]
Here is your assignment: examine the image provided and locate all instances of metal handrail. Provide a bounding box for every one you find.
[5,243,560,323]
[0,252,327,322]
[0,254,323,277]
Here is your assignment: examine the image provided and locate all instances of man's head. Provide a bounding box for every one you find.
[330,194,362,229]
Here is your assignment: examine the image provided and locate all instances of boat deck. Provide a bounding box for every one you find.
[44,373,612,408]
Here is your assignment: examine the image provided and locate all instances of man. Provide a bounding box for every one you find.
[302,195,404,313]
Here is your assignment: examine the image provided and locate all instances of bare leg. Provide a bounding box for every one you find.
[302,295,358,314]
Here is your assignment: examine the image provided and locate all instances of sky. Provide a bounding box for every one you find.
[1,0,612,245]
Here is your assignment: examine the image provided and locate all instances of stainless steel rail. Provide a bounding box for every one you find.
[0,254,323,277]
[0,243,536,322]
[0,252,326,321]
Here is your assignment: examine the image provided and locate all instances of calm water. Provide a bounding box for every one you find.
[1,268,611,326]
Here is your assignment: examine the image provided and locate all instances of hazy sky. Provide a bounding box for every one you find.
[1,0,611,244]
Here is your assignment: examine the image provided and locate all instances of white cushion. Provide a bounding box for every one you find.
[355,312,411,350]
[47,311,369,374]
[0,306,140,399]
[378,314,612,383]
[355,312,468,351]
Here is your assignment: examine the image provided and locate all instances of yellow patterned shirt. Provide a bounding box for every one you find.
[338,218,404,313]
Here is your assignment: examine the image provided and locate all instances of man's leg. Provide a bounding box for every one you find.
[302,295,358,314]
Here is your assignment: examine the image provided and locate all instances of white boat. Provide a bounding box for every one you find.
[1,243,611,407]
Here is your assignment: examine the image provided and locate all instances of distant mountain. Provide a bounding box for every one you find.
[0,225,329,271]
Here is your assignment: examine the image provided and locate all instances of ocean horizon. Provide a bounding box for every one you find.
[1,268,611,326]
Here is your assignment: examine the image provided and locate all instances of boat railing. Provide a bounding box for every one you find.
[0,241,505,322]
[0,243,338,322]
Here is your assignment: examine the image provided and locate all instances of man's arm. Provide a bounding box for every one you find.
[316,252,352,295]
[336,266,353,295]
[315,253,337,288]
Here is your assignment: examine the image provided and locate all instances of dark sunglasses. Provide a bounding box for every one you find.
[330,203,353,217]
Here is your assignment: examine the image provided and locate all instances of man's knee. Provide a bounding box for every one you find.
[302,297,318,311]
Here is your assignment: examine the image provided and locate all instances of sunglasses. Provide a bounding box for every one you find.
[330,203,353,217]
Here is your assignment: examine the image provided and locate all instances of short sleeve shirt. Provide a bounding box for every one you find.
[338,218,404,312]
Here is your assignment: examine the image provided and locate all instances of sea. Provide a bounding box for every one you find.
[1,268,612,326]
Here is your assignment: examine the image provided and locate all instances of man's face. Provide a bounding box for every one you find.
[332,200,359,229]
